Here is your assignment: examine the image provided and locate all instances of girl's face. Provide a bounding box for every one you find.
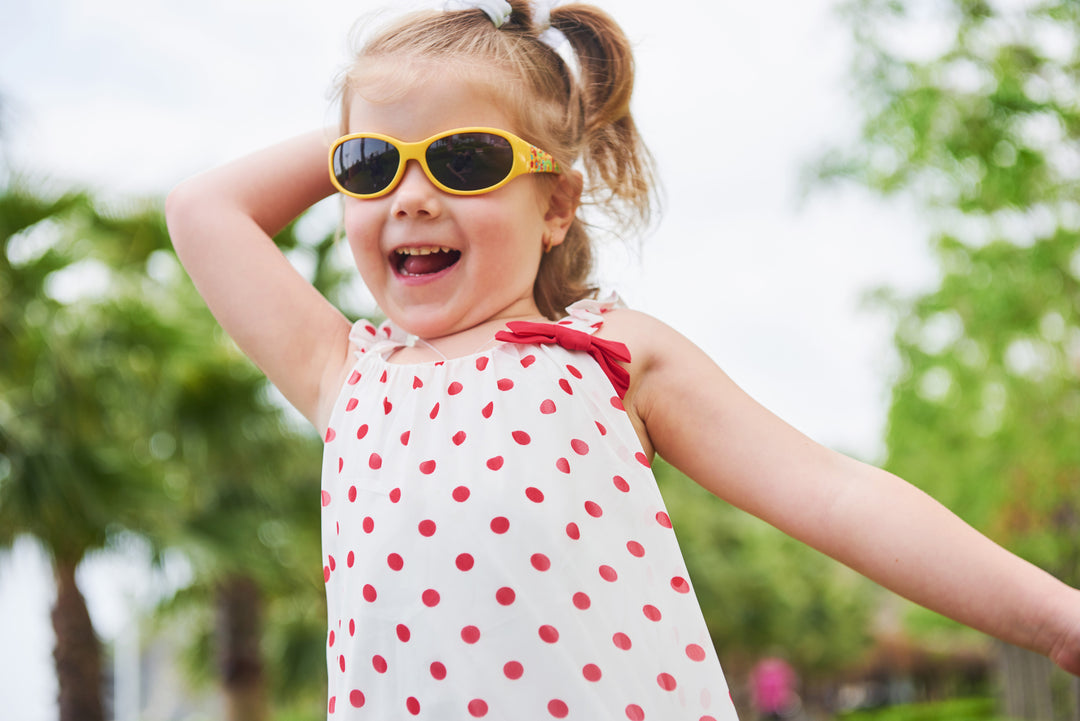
[341,67,567,341]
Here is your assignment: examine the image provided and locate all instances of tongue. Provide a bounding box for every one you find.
[401,250,459,275]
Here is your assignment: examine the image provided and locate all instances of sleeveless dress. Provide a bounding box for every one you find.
[320,296,738,721]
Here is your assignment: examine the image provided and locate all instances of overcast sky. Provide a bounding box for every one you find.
[0,1,936,717]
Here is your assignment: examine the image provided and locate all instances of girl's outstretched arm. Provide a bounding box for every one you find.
[166,130,353,431]
[605,310,1080,676]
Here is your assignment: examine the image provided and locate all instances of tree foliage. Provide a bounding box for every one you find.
[823,0,1080,591]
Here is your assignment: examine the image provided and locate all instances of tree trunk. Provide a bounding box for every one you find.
[998,641,1079,721]
[51,559,105,721]
[216,573,268,721]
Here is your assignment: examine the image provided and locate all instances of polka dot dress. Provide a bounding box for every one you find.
[321,296,737,720]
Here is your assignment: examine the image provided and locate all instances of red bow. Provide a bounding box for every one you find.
[495,321,632,398]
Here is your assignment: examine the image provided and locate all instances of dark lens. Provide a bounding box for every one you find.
[333,137,400,195]
[427,133,513,191]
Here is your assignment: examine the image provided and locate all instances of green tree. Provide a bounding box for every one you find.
[822,0,1080,714]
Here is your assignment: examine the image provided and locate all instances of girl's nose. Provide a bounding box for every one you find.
[391,160,443,219]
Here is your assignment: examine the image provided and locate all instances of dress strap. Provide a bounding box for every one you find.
[348,318,409,359]
[495,321,632,399]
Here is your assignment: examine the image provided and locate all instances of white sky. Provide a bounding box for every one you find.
[0,1,936,717]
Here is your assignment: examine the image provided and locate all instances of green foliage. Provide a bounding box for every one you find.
[824,0,1080,609]
[840,697,1006,721]
[655,459,876,676]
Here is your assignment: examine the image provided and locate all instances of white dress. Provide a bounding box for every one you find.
[320,296,738,720]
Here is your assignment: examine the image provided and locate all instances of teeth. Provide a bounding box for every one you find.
[395,246,454,256]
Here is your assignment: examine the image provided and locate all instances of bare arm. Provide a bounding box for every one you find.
[165,130,353,430]
[608,310,1080,675]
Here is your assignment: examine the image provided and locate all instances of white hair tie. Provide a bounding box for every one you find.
[443,0,513,27]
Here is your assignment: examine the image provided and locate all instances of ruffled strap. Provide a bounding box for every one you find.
[495,320,632,398]
[348,318,409,358]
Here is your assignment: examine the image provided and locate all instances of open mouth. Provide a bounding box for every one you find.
[393,246,462,277]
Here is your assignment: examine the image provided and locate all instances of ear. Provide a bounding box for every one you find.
[540,170,583,250]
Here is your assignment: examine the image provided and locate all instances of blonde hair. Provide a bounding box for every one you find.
[335,1,656,319]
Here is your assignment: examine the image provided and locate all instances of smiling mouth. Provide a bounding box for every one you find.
[394,246,462,277]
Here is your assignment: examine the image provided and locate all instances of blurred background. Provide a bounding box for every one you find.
[1,0,1078,720]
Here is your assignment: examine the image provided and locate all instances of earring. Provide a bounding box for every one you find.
[542,234,553,254]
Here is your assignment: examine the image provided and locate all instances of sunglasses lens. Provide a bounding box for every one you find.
[333,138,400,195]
[426,133,514,192]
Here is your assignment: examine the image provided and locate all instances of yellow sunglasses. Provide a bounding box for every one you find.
[329,127,562,199]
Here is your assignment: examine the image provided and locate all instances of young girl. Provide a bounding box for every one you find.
[166,1,1080,719]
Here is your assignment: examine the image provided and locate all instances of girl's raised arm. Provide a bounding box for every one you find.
[609,310,1080,676]
[165,130,353,431]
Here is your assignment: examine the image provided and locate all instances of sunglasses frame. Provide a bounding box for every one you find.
[328,126,562,199]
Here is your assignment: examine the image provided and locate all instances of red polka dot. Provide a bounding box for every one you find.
[490,517,510,534]
[585,501,603,517]
[476,356,489,371]
[539,625,559,643]
[456,553,475,571]
[531,553,551,571]
[419,459,436,474]
[627,541,645,557]
[548,699,569,718]
[388,553,404,571]
[556,458,571,474]
[448,381,463,395]
[468,699,489,717]
[350,689,365,708]
[701,717,719,721]
[686,644,707,662]
[599,565,618,582]
[611,396,625,411]
[380,369,388,381]
[328,630,335,647]
[572,592,591,610]
[348,370,361,384]
[521,354,536,368]
[321,490,331,507]
[656,511,672,528]
[412,375,424,389]
[613,475,630,492]
[486,456,505,470]
[423,589,441,607]
[396,624,410,642]
[671,576,690,594]
[512,430,531,445]
[497,378,514,391]
[596,421,607,435]
[453,486,471,502]
[656,673,678,692]
[400,430,411,446]
[324,428,336,443]
[565,522,580,540]
[526,487,545,503]
[613,632,632,650]
[372,655,387,673]
[349,619,356,636]
[390,487,401,503]
[571,438,589,455]
[339,655,346,672]
[407,696,420,715]
[338,456,344,473]
[363,584,377,602]
[363,516,374,533]
[369,453,382,469]
[453,430,467,445]
[643,604,662,622]
[323,566,331,583]
[626,704,645,721]
[383,398,392,414]
[348,486,358,502]
[430,402,440,419]
[567,364,583,379]
[559,378,574,395]
[461,626,481,644]
[430,661,447,680]
[482,401,494,418]
[583,663,602,682]
[635,452,651,468]
[329,697,336,714]
[357,424,369,439]
[419,520,437,537]
[496,587,516,605]
[540,399,557,414]
[328,555,336,571]
[347,551,355,568]
[504,661,524,680]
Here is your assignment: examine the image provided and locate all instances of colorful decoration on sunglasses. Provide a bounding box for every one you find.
[443,0,513,28]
